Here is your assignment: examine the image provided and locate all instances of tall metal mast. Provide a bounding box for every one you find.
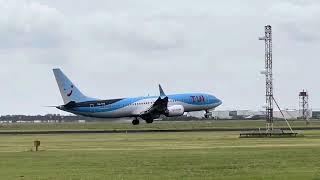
[259,25,273,132]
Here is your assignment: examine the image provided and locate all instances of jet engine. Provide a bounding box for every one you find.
[165,105,184,117]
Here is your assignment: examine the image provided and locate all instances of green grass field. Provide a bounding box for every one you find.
[0,120,319,131]
[1,130,320,179]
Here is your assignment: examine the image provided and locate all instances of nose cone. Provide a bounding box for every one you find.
[208,94,222,107]
[216,98,222,106]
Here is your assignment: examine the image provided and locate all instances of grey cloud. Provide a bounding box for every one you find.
[0,0,67,49]
[0,0,320,114]
[269,1,320,43]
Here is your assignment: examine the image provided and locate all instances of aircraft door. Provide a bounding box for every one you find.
[90,104,95,113]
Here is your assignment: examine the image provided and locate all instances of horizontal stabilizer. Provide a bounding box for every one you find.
[44,105,59,108]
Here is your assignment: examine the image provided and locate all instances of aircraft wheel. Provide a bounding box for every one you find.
[132,119,140,125]
[204,110,211,119]
[146,119,154,124]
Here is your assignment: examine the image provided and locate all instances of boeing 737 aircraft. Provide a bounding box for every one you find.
[52,68,222,125]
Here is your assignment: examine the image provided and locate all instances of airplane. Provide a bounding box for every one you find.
[52,68,222,125]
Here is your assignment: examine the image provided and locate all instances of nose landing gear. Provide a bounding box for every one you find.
[204,110,212,119]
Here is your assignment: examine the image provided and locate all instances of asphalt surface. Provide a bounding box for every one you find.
[0,127,319,134]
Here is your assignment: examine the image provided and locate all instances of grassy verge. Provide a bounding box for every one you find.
[0,120,319,131]
[0,131,320,179]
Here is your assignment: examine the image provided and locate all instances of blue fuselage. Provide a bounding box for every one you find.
[59,93,222,118]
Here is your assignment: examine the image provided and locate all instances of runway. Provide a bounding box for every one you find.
[0,127,319,135]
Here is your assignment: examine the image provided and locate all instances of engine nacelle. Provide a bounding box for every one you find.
[165,105,184,117]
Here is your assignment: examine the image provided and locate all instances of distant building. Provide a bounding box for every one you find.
[211,111,232,119]
[312,111,320,119]
[212,109,313,120]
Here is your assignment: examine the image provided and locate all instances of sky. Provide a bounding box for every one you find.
[0,0,319,115]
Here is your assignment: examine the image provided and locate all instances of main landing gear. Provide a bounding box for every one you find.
[132,118,140,125]
[145,119,154,124]
[132,118,154,125]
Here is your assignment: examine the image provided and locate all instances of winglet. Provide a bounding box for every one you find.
[159,84,166,97]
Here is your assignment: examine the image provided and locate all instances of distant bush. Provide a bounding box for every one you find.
[0,114,97,122]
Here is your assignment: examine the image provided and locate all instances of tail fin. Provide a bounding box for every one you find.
[53,68,97,104]
[159,84,166,97]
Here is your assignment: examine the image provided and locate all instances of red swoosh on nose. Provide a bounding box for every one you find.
[67,90,73,97]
